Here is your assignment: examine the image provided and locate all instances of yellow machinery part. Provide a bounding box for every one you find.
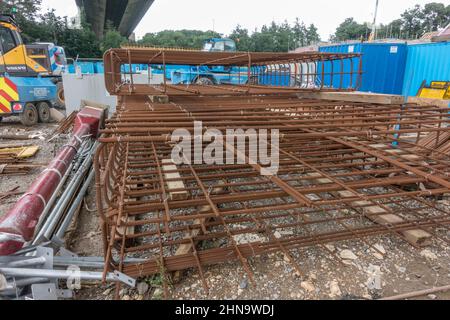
[430,81,448,89]
[0,77,19,114]
[0,20,51,74]
[0,77,19,101]
[0,22,18,31]
[444,87,450,100]
[419,88,447,99]
[0,45,48,74]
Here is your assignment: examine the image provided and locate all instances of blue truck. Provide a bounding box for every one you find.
[165,39,306,87]
[152,38,252,85]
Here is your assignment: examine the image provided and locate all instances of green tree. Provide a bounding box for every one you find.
[0,0,42,20]
[401,4,424,38]
[243,19,321,52]
[377,20,403,39]
[250,25,272,51]
[38,9,66,43]
[305,24,320,45]
[139,19,320,53]
[333,18,370,41]
[101,29,128,51]
[292,18,307,48]
[0,0,43,42]
[332,3,449,41]
[0,1,102,57]
[256,21,291,52]
[60,26,101,58]
[229,25,253,51]
[140,30,221,49]
[422,2,450,32]
[388,19,403,38]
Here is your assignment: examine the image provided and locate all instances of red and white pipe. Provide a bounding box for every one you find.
[0,107,104,255]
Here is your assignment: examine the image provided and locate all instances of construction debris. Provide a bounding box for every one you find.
[49,111,78,140]
[0,187,22,203]
[0,145,41,176]
[0,164,41,176]
[0,133,45,140]
[380,284,450,300]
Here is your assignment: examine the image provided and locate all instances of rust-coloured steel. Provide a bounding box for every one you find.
[103,48,363,96]
[97,49,450,297]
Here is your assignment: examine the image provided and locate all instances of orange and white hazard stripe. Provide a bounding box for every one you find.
[0,77,19,114]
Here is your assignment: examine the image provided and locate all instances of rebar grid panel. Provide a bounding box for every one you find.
[103,49,363,96]
[95,94,450,293]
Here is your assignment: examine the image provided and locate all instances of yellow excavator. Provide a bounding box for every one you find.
[0,13,66,125]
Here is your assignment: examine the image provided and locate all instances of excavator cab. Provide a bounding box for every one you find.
[0,14,28,74]
[0,14,55,76]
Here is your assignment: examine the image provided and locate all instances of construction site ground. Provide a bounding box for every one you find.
[72,197,450,301]
[0,118,68,217]
[1,107,449,301]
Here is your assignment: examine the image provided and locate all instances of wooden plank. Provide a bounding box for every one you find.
[298,92,405,105]
[172,183,226,282]
[117,186,140,241]
[174,183,226,255]
[149,95,169,104]
[17,146,40,158]
[299,93,449,108]
[162,159,188,201]
[407,97,450,108]
[174,204,213,256]
[369,143,421,161]
[307,173,432,246]
[0,143,32,149]
[117,215,136,239]
[0,146,40,159]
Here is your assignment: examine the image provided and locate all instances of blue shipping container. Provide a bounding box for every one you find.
[319,43,407,95]
[402,42,450,97]
[94,62,104,74]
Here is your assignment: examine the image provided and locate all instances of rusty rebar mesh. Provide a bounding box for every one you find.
[105,48,361,66]
[95,94,450,295]
[103,49,363,96]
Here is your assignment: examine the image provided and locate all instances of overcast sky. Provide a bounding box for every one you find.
[42,0,450,40]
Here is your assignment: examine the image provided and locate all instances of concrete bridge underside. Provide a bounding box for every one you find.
[75,0,155,39]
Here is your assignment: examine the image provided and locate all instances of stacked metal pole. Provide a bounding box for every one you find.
[32,141,98,246]
[0,246,135,300]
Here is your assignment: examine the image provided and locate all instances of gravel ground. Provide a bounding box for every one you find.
[74,228,450,301]
[72,195,450,301]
